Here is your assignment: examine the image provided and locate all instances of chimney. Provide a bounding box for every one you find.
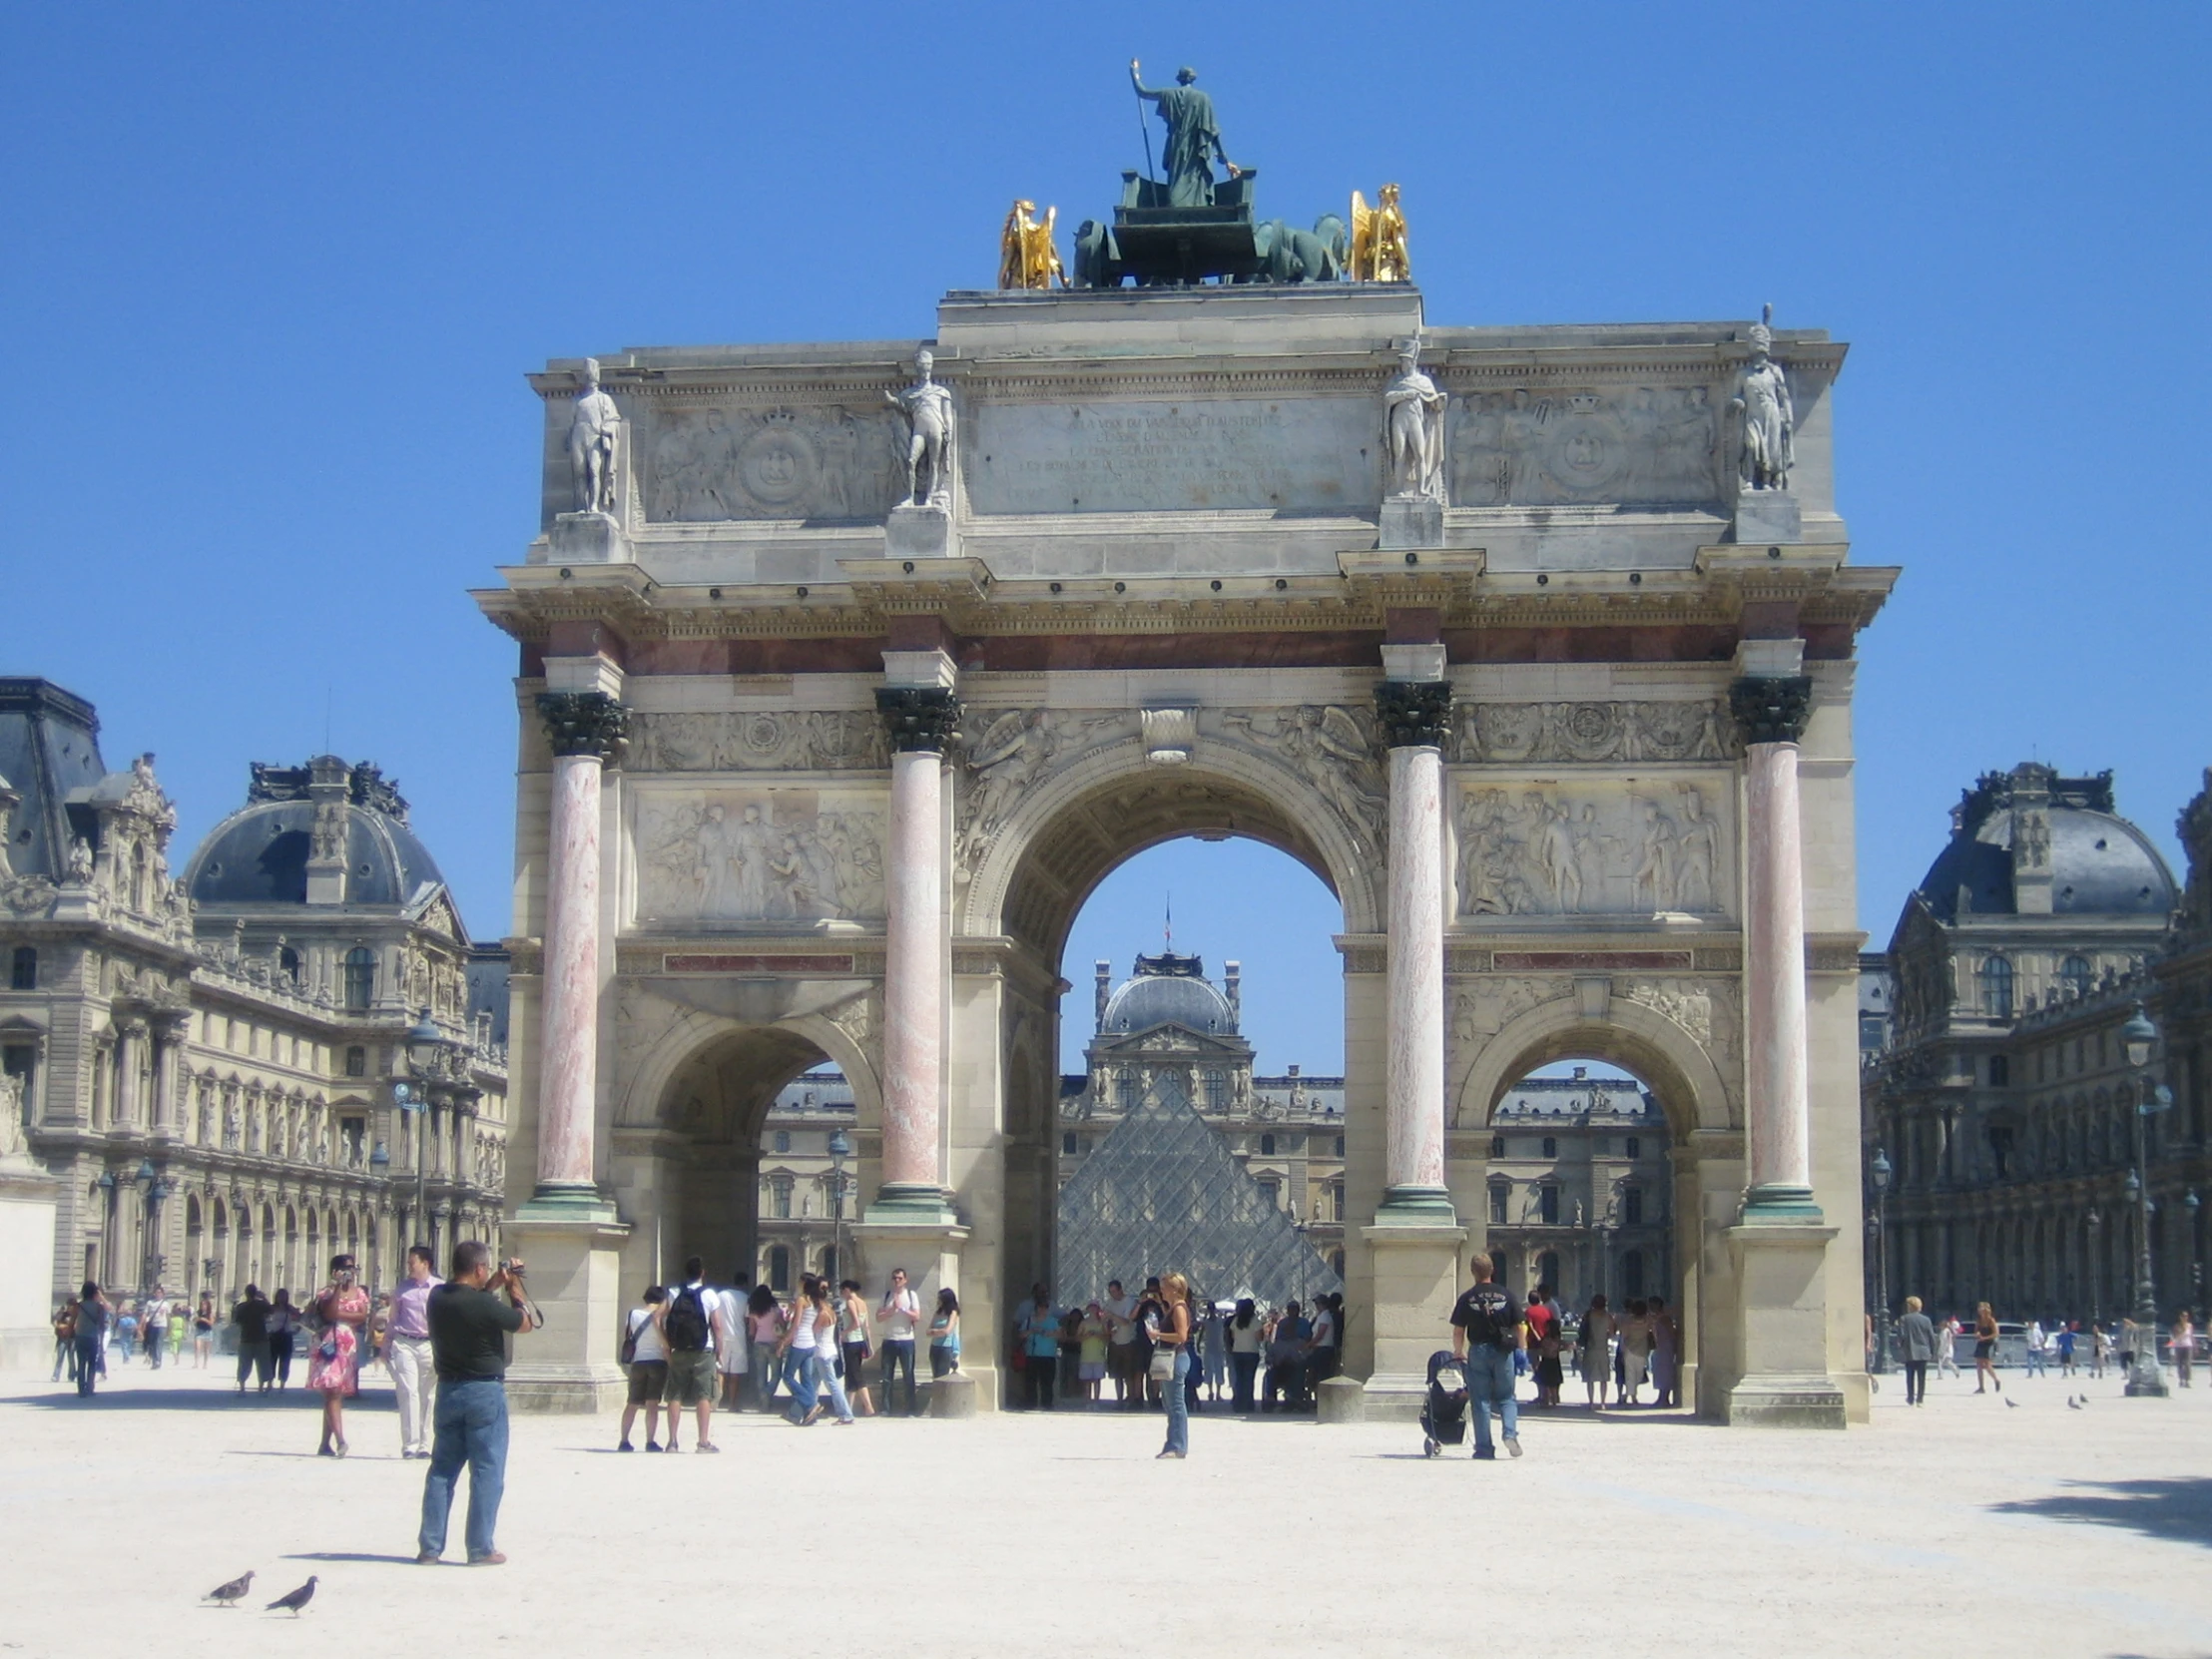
[304,755,350,905]
[1095,959,1111,1031]
[1224,959,1242,1025]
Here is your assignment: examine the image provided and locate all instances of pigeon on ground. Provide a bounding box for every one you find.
[2004,1396,2021,1408]
[205,1570,254,1607]
[266,1577,316,1616]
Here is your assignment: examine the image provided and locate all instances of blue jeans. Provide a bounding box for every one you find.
[785,1349,822,1422]
[418,1380,508,1559]
[2025,1349,2046,1376]
[1464,1347,1518,1454]
[1162,1349,1191,1455]
[74,1335,102,1395]
[815,1350,853,1422]
[880,1339,917,1414]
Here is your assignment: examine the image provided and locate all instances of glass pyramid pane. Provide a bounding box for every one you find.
[1056,1073,1343,1309]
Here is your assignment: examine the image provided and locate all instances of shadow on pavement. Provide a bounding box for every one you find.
[1,1387,391,1413]
[1990,1476,2212,1549]
[284,1551,424,1566]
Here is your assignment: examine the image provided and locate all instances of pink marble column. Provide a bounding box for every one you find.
[1733,675,1819,1217]
[1377,679,1454,1217]
[531,691,628,1206]
[872,685,960,1214]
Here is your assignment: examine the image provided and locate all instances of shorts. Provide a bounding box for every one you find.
[665,1349,717,1405]
[1108,1343,1142,1379]
[626,1361,669,1406]
[1079,1361,1106,1382]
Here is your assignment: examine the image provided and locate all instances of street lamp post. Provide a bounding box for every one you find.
[1870,1146,1895,1374]
[2120,1005,2170,1398]
[2188,1189,2204,1326]
[828,1127,851,1285]
[134,1157,175,1296]
[400,1007,454,1265]
[2087,1206,2102,1331]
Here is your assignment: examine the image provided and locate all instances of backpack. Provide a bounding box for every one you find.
[665,1285,712,1353]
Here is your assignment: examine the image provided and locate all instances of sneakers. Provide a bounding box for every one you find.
[696,1441,721,1453]
[645,1441,663,1452]
[617,1440,634,1452]
[415,1550,441,1565]
[1505,1435,1523,1458]
[467,1551,507,1566]
[1473,1447,1497,1460]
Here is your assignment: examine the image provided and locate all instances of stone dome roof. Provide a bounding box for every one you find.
[184,761,444,908]
[1100,952,1237,1036]
[1918,766,2176,921]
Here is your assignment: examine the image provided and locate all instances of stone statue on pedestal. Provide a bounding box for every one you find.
[1732,306,1794,492]
[566,357,624,514]
[885,349,955,508]
[1130,62,1239,210]
[1383,340,1446,501]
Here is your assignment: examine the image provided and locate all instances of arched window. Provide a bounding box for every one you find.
[2059,954,2092,999]
[342,948,375,1011]
[1259,1133,1277,1157]
[1979,955,2014,1020]
[768,1245,792,1293]
[9,945,35,990]
[277,945,300,983]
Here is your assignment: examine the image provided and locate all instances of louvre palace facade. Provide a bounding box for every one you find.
[1863,763,2212,1326]
[0,679,509,1359]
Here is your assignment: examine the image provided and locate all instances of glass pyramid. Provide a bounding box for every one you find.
[1055,1070,1344,1309]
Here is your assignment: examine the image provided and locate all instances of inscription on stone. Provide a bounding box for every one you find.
[968,398,1381,515]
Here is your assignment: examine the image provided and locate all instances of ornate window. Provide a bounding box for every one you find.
[1488,1182,1509,1226]
[1979,956,2014,1020]
[344,1045,366,1078]
[9,945,35,990]
[772,1175,793,1219]
[2059,954,2092,999]
[342,948,375,1011]
[1258,1179,1280,1211]
[1203,1069,1227,1112]
[1623,1186,1646,1226]
[1538,1185,1560,1225]
[277,946,300,984]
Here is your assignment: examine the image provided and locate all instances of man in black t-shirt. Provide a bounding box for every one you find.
[418,1240,535,1565]
[1448,1253,1524,1461]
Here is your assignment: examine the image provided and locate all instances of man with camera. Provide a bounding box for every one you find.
[418,1241,536,1566]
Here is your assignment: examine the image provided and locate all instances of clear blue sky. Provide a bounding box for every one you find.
[7,4,2207,1077]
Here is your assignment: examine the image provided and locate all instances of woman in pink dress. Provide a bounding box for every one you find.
[308,1253,371,1457]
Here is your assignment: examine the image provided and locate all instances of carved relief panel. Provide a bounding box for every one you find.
[630,711,887,773]
[631,787,887,926]
[1452,777,1733,920]
[639,404,908,523]
[1446,385,1723,508]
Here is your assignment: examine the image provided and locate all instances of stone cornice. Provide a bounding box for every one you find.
[475,557,1898,648]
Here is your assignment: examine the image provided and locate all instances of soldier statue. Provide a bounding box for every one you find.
[566,356,623,514]
[885,348,955,508]
[1732,306,1794,492]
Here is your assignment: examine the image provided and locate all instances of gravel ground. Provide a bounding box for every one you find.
[2,1358,2207,1658]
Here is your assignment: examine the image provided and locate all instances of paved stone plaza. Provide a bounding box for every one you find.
[4,1361,2206,1657]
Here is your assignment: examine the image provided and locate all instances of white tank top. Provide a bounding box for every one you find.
[790,1304,817,1352]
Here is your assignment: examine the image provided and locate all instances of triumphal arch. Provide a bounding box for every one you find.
[478,259,1894,1422]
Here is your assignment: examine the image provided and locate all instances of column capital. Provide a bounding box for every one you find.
[1375,680,1453,749]
[1729,675,1813,747]
[535,690,630,761]
[875,686,962,754]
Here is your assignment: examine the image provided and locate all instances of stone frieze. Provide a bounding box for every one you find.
[629,711,888,774]
[1452,700,1733,766]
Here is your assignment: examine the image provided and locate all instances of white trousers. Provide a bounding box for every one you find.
[388,1336,436,1453]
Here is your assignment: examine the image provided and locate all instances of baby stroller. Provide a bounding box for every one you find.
[1420,1351,1468,1457]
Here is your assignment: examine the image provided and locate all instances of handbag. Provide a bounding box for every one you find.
[1148,1345,1178,1382]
